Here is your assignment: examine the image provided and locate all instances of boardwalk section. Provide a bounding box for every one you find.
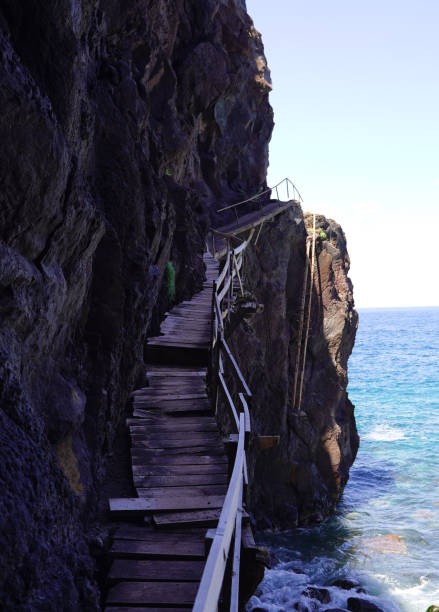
[106,254,227,610]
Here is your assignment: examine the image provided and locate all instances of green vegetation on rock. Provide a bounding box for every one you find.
[165,261,176,302]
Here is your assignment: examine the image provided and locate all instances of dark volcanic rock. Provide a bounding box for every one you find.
[0,0,273,608]
[331,579,362,591]
[302,586,331,603]
[347,597,384,611]
[225,207,358,527]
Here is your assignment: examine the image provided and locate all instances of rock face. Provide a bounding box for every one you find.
[227,205,359,527]
[0,1,273,608]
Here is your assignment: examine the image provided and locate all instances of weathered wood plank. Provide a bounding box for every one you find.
[133,393,208,402]
[106,581,199,606]
[147,339,209,349]
[153,509,222,529]
[129,422,217,433]
[105,607,189,612]
[132,455,227,466]
[133,398,210,408]
[132,464,228,476]
[130,430,220,441]
[110,538,205,559]
[131,445,225,458]
[136,484,227,498]
[133,473,228,488]
[130,437,221,449]
[108,559,204,582]
[113,525,205,541]
[109,495,225,514]
[146,369,206,376]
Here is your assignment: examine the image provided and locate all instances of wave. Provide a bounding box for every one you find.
[363,425,407,442]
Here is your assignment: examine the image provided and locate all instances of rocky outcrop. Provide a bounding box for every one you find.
[0,1,273,608]
[227,205,359,528]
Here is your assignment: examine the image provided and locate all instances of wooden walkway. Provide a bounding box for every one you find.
[106,254,229,610]
[211,200,294,256]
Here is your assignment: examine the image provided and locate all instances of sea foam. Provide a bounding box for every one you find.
[364,424,406,442]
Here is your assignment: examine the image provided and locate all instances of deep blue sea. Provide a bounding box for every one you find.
[247,307,439,612]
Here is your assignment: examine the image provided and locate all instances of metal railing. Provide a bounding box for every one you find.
[193,234,254,612]
[217,177,303,226]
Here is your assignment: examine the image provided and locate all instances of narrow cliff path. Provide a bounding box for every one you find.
[105,254,227,610]
[211,200,293,255]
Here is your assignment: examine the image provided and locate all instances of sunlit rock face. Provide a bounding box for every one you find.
[229,207,359,528]
[0,0,273,607]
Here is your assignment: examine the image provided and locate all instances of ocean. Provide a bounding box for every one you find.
[247,307,439,612]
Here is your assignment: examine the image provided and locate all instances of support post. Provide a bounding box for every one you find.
[297,214,317,413]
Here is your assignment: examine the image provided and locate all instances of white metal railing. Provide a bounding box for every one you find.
[193,236,254,611]
[217,177,303,226]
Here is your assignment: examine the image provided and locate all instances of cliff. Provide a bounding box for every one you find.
[0,0,357,609]
[0,1,272,608]
[228,207,359,528]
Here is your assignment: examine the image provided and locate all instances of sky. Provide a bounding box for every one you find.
[246,0,439,308]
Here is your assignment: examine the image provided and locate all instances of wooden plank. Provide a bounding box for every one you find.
[133,406,211,418]
[128,414,214,424]
[146,369,206,376]
[131,445,225,457]
[129,422,217,433]
[127,416,216,426]
[109,495,225,514]
[147,339,209,349]
[136,484,227,498]
[132,455,227,466]
[110,538,205,560]
[153,509,222,529]
[106,581,199,607]
[108,559,204,582]
[105,607,189,612]
[132,464,228,476]
[113,525,205,541]
[131,437,221,449]
[133,473,228,488]
[133,393,208,402]
[130,431,219,441]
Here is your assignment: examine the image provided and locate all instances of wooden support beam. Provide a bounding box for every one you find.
[258,436,280,451]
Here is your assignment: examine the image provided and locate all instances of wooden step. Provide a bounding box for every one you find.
[113,525,206,541]
[130,436,222,449]
[108,559,204,583]
[146,368,206,376]
[133,473,228,488]
[105,607,189,612]
[106,581,199,607]
[136,484,227,498]
[109,495,225,515]
[132,463,228,476]
[133,405,211,418]
[153,509,223,529]
[131,454,227,466]
[131,446,225,459]
[130,431,220,441]
[128,422,218,433]
[132,392,208,402]
[110,537,205,560]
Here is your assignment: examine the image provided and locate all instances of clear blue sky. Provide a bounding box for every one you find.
[246,0,439,308]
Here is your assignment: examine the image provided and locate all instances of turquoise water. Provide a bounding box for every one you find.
[247,307,439,612]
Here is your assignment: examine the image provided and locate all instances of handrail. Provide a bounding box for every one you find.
[193,414,245,612]
[217,177,303,213]
[195,232,256,610]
